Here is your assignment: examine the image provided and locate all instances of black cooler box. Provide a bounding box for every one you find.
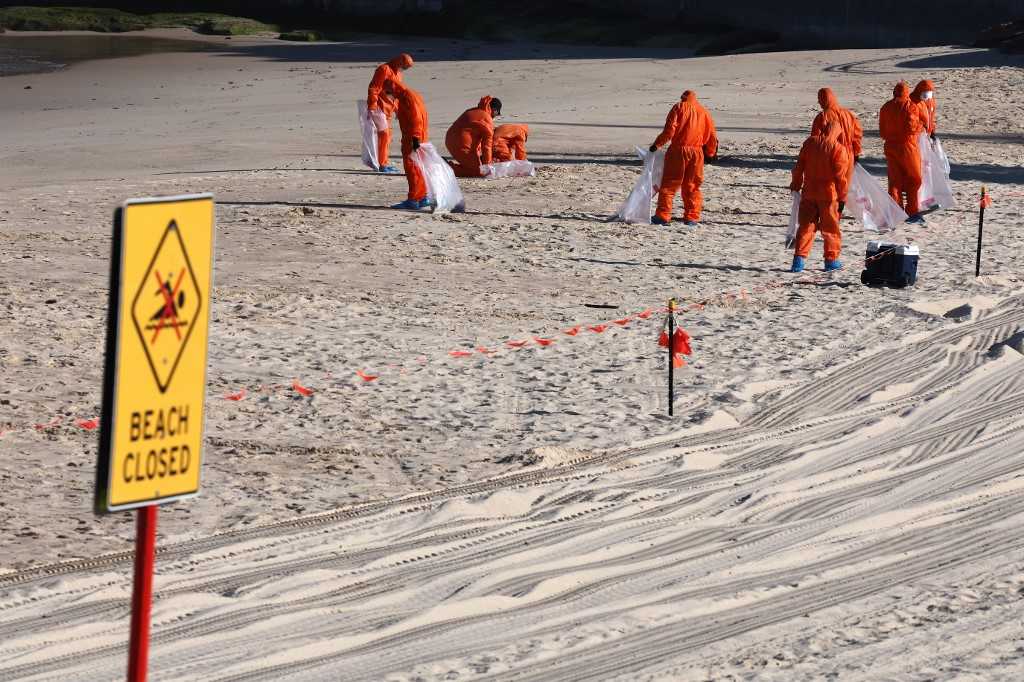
[860,241,919,288]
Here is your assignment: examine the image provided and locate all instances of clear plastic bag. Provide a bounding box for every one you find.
[934,136,951,176]
[357,100,380,171]
[616,147,666,224]
[848,162,907,231]
[482,160,536,178]
[412,142,466,214]
[369,109,388,133]
[651,148,665,192]
[918,133,956,210]
[785,191,801,246]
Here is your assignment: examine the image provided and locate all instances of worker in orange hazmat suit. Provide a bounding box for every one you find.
[789,120,849,273]
[649,90,718,227]
[445,96,502,178]
[386,80,431,210]
[375,92,399,172]
[492,124,529,162]
[880,81,926,223]
[910,79,937,138]
[367,53,414,174]
[811,88,862,202]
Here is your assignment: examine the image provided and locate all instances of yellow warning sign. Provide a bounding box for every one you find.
[96,195,215,512]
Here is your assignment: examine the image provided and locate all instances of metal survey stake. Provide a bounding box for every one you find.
[975,186,988,278]
[667,298,676,416]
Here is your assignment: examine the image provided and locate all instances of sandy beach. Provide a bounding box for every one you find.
[2,28,1024,679]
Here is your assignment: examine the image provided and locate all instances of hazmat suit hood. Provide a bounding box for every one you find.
[680,90,698,103]
[821,120,843,146]
[477,95,494,111]
[389,53,414,70]
[893,82,910,100]
[911,79,935,101]
[817,87,839,110]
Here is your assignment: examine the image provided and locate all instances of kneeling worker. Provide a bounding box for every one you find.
[492,124,529,162]
[789,120,849,273]
[446,96,502,178]
[387,80,431,210]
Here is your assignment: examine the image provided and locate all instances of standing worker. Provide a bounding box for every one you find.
[374,92,400,173]
[879,81,926,223]
[811,88,862,200]
[366,53,414,174]
[446,96,502,178]
[649,90,718,227]
[788,121,849,273]
[910,80,937,138]
[386,80,431,210]
[492,123,530,162]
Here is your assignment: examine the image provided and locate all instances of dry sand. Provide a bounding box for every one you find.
[2,29,1024,680]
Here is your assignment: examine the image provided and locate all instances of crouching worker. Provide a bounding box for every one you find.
[446,96,501,178]
[492,124,529,162]
[387,80,432,210]
[649,90,718,227]
[789,120,849,273]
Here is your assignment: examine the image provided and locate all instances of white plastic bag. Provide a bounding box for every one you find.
[848,162,907,231]
[616,147,666,224]
[369,109,388,133]
[785,191,801,246]
[651,149,665,192]
[934,136,951,176]
[357,100,380,171]
[918,133,955,210]
[482,160,535,178]
[412,142,465,214]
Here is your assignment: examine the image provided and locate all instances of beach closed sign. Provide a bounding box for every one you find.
[95,194,215,513]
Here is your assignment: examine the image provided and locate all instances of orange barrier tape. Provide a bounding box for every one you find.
[76,418,99,431]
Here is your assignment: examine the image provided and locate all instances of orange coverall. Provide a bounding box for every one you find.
[651,91,718,223]
[911,79,937,136]
[367,53,413,111]
[790,121,850,262]
[367,54,413,168]
[492,124,529,162]
[811,88,863,188]
[390,81,429,202]
[376,93,398,168]
[445,96,495,178]
[879,82,925,216]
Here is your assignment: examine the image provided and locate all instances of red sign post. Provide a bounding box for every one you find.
[127,505,158,681]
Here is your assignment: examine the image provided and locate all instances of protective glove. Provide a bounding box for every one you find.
[412,138,421,151]
[930,133,936,141]
[649,144,658,153]
[705,155,717,164]
[838,201,845,214]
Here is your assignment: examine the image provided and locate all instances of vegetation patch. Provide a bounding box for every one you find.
[278,30,323,42]
[0,7,277,36]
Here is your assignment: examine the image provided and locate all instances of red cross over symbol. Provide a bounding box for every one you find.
[150,268,187,344]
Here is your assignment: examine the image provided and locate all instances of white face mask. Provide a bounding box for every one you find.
[921,91,934,101]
